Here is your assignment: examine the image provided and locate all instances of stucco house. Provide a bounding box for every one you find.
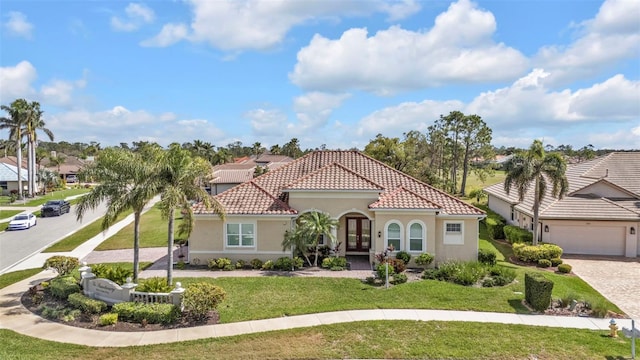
[189,150,485,267]
[484,152,640,258]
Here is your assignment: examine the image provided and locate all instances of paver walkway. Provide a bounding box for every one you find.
[0,270,636,348]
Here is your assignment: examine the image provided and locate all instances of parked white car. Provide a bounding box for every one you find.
[8,213,37,230]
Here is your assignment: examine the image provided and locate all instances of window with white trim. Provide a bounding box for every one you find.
[386,222,401,251]
[444,222,464,245]
[226,223,255,247]
[408,222,424,252]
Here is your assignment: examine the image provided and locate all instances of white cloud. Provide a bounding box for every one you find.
[39,72,88,108]
[3,11,33,39]
[45,106,224,146]
[0,61,37,102]
[140,23,188,47]
[293,92,350,129]
[290,0,528,94]
[144,0,420,50]
[111,3,155,32]
[247,108,289,136]
[356,99,464,138]
[534,0,640,85]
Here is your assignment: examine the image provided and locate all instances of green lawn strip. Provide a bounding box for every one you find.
[0,268,43,290]
[95,205,184,250]
[0,222,8,231]
[7,188,90,207]
[43,210,133,253]
[0,210,23,221]
[0,321,632,360]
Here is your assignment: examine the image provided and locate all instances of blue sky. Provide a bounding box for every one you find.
[1,0,639,151]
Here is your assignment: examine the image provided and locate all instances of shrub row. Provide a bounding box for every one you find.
[478,249,497,266]
[414,253,434,267]
[422,261,486,286]
[49,276,80,300]
[513,243,563,263]
[503,225,533,244]
[136,277,173,293]
[207,257,304,271]
[524,272,554,311]
[112,302,180,325]
[321,257,347,270]
[68,293,107,314]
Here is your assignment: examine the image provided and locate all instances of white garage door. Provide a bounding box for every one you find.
[549,225,625,256]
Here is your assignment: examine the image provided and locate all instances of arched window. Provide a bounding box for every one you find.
[386,222,402,251]
[408,222,425,252]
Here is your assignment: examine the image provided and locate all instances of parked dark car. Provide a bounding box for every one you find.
[41,200,71,217]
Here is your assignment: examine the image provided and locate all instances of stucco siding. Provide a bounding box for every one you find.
[433,218,478,264]
[488,195,515,225]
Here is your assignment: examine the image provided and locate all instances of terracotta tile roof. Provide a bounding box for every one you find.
[197,150,483,216]
[484,152,640,221]
[210,169,254,184]
[195,181,296,215]
[369,186,442,210]
[284,162,384,191]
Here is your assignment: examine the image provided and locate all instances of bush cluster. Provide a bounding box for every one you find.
[414,253,434,267]
[99,313,118,326]
[513,243,563,263]
[68,293,107,314]
[261,260,274,270]
[41,305,81,322]
[503,225,533,244]
[49,276,81,300]
[136,277,173,293]
[182,282,226,321]
[485,216,506,240]
[391,273,408,285]
[43,256,79,276]
[482,266,517,287]
[376,263,395,279]
[250,258,263,269]
[537,259,552,268]
[550,258,563,267]
[477,249,497,266]
[395,251,411,264]
[321,257,347,270]
[90,263,133,285]
[524,272,554,311]
[112,302,180,325]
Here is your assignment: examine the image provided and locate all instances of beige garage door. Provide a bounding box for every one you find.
[549,225,625,256]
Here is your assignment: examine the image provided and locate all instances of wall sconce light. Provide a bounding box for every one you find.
[631,227,636,235]
[378,231,382,238]
[544,225,549,233]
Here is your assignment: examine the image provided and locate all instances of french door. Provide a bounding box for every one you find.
[346,217,371,251]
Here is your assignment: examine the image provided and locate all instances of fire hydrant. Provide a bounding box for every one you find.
[609,319,618,338]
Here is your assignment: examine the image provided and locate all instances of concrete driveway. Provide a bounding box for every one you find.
[566,256,640,319]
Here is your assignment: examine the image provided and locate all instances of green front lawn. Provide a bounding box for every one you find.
[0,321,632,359]
[95,205,184,250]
[0,210,23,221]
[5,188,90,207]
[0,268,42,289]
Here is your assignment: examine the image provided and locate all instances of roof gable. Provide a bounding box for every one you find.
[369,186,442,210]
[198,181,296,215]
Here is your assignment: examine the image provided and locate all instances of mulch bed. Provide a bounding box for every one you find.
[21,283,219,332]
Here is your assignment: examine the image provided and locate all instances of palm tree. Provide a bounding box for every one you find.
[0,99,29,199]
[76,147,163,281]
[283,211,338,267]
[157,144,225,285]
[24,101,54,196]
[504,139,569,245]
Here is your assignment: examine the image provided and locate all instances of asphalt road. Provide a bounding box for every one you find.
[0,202,107,273]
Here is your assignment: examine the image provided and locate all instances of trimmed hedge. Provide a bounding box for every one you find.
[90,264,133,285]
[321,257,347,269]
[476,204,506,240]
[525,272,554,311]
[503,225,533,244]
[68,293,107,314]
[112,302,180,325]
[513,243,563,263]
[49,276,80,300]
[557,263,572,274]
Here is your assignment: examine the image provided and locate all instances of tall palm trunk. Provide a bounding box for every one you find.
[532,178,541,246]
[166,207,175,286]
[133,212,141,282]
[16,142,23,199]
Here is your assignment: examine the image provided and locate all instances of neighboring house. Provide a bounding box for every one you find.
[190,150,485,266]
[484,152,640,258]
[209,154,293,194]
[0,162,28,195]
[40,152,88,183]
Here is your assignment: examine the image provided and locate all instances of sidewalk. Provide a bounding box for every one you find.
[0,270,636,348]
